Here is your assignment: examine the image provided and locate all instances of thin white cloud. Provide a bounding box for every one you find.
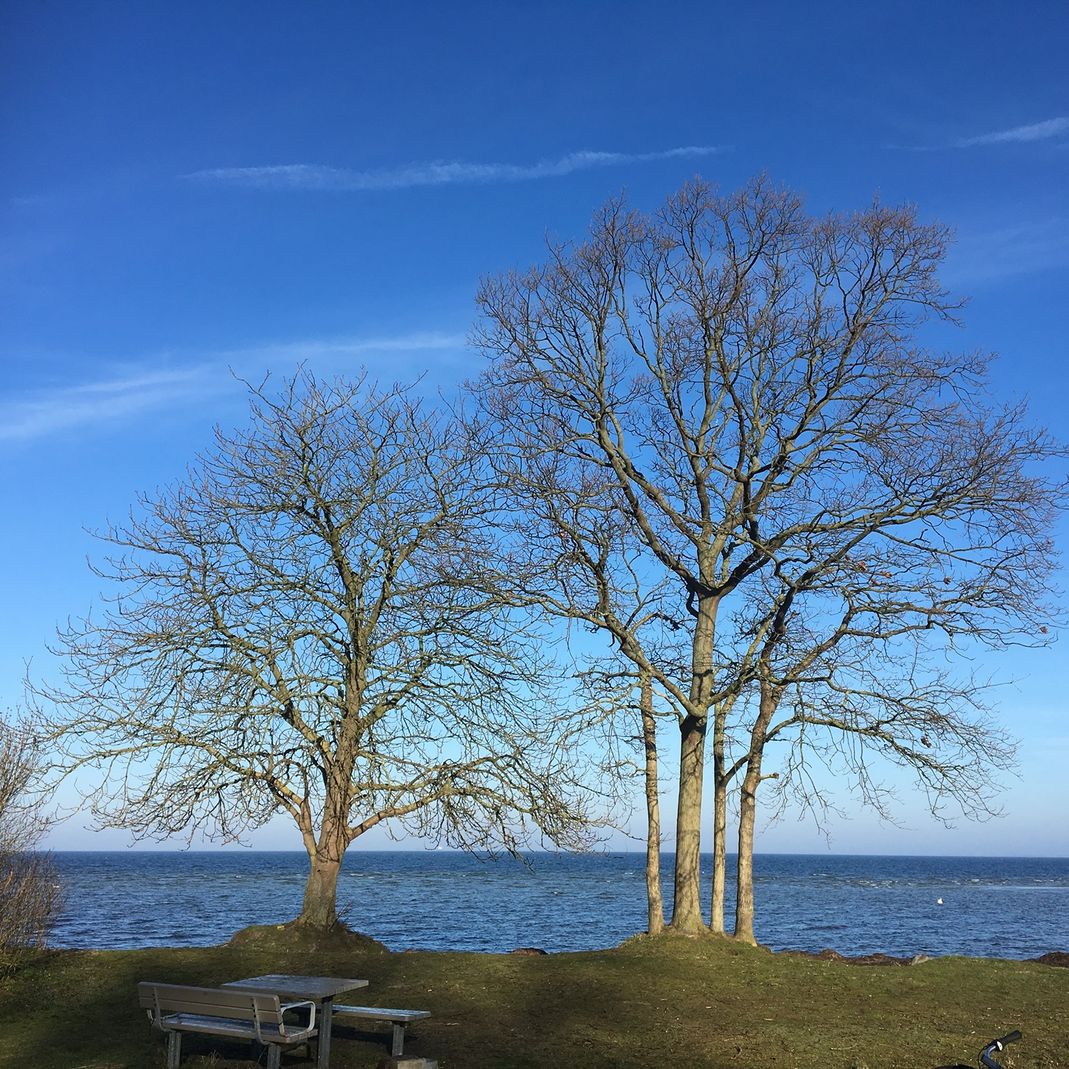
[954,116,1069,148]
[221,330,464,362]
[1,331,467,444]
[0,367,214,443]
[184,146,723,192]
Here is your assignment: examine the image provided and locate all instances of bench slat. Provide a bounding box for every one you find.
[159,1013,312,1044]
[333,1005,431,1022]
[139,983,284,1023]
[332,1005,430,1056]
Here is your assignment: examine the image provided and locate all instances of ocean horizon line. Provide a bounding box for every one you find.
[47,846,1069,860]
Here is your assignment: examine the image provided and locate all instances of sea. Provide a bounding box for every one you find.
[48,851,1069,960]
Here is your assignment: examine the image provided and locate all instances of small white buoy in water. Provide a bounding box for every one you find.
[936,897,944,905]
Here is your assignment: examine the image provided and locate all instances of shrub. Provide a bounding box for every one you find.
[0,716,60,966]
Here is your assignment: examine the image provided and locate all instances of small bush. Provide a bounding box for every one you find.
[0,716,60,967]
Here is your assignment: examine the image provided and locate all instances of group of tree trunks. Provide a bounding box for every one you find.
[35,179,1065,940]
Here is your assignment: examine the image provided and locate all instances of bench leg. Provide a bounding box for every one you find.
[391,1023,406,1057]
[166,1031,182,1069]
[266,1045,281,1069]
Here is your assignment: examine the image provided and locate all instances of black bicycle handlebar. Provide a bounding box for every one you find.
[979,1029,1022,1069]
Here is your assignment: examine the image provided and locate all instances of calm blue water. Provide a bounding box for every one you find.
[49,851,1069,959]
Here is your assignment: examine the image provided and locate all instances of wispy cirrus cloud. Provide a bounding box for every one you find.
[889,116,1069,152]
[954,116,1069,148]
[220,330,464,362]
[0,367,214,443]
[1,330,466,444]
[183,146,723,192]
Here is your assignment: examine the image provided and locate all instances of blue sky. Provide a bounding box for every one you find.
[2,1,1066,854]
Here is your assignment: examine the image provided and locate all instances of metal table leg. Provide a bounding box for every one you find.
[317,997,334,1069]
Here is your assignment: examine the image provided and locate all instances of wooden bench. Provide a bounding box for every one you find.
[138,982,317,1069]
[331,1004,431,1056]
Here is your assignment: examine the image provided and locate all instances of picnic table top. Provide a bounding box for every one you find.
[222,975,369,1001]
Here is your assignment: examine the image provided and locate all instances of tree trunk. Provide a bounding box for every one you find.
[669,592,716,932]
[299,850,342,928]
[669,713,707,931]
[640,672,664,935]
[734,759,760,945]
[734,682,778,945]
[299,683,361,930]
[709,701,728,934]
[298,799,350,928]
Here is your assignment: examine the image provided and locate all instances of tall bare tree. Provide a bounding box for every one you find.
[36,371,591,931]
[473,176,1065,935]
[725,560,1040,943]
[636,670,666,935]
[715,341,1064,943]
[472,422,686,933]
[571,662,673,935]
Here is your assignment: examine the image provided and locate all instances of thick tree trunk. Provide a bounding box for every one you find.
[640,672,664,935]
[300,850,342,928]
[299,683,360,929]
[709,702,728,934]
[298,797,350,928]
[670,713,707,931]
[670,593,716,933]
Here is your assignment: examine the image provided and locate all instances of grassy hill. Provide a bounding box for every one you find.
[1,932,1065,1068]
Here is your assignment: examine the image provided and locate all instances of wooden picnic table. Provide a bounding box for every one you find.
[223,974,368,1069]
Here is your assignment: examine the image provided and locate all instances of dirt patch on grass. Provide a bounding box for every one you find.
[1032,950,1069,967]
[782,947,919,966]
[227,920,388,955]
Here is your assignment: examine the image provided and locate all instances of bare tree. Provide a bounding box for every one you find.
[473,176,1065,935]
[713,349,1064,944]
[727,581,1026,943]
[572,663,673,935]
[35,371,592,931]
[637,670,666,935]
[472,425,686,933]
[1,714,60,966]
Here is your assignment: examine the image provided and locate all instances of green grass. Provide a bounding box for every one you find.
[1,933,1065,1069]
